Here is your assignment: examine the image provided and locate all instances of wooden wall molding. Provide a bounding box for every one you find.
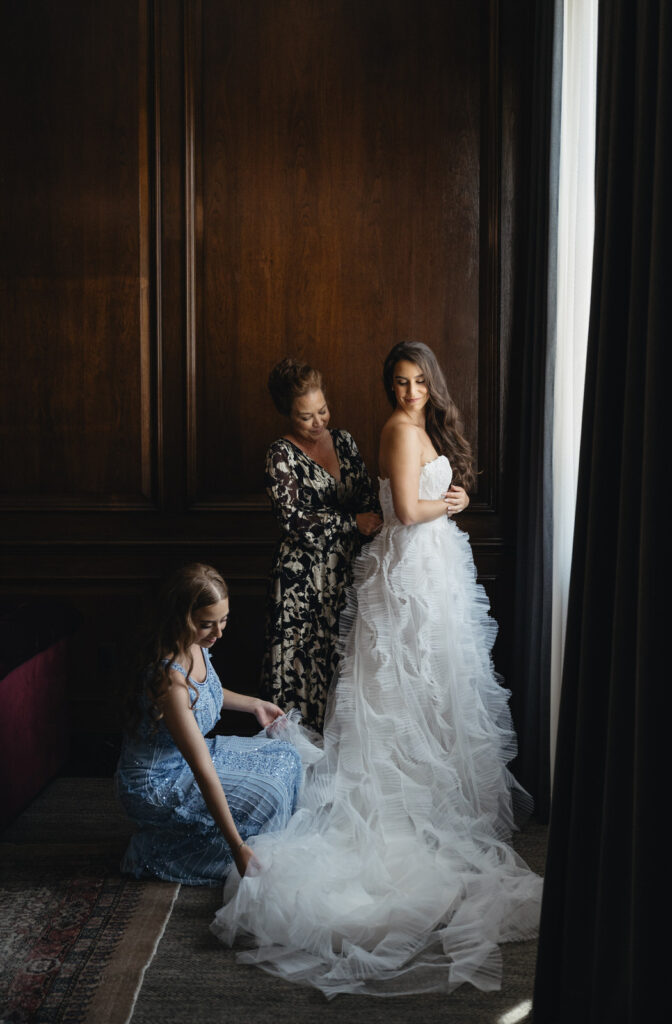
[182,0,274,512]
[184,0,203,509]
[0,0,532,716]
[0,0,161,513]
[181,0,503,514]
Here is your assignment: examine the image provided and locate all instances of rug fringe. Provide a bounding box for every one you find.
[122,883,181,1024]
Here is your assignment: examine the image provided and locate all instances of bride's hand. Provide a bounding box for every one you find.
[443,485,469,516]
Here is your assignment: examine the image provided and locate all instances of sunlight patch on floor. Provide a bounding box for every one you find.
[497,998,533,1024]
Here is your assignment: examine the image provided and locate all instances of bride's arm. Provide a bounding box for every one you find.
[383,424,452,526]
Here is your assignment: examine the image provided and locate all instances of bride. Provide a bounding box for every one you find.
[211,341,543,998]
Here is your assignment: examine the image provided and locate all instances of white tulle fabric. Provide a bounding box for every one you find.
[211,456,543,997]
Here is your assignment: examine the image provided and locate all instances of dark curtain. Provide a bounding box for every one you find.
[533,2,670,1021]
[510,0,563,823]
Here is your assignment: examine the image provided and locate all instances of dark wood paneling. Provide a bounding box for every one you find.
[189,0,489,507]
[0,0,157,509]
[0,0,535,761]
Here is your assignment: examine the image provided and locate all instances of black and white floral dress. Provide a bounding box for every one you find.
[260,429,379,731]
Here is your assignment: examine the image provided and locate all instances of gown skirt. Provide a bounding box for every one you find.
[211,456,543,994]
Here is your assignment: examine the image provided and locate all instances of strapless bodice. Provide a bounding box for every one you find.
[379,454,453,524]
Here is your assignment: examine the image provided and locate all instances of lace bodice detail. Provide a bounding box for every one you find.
[379,455,453,524]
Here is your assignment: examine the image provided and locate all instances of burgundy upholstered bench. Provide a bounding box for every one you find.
[0,600,80,830]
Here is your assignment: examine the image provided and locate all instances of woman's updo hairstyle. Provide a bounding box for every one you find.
[268,357,324,416]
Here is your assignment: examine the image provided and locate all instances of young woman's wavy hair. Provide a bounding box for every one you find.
[122,563,229,732]
[382,341,475,492]
[267,357,324,416]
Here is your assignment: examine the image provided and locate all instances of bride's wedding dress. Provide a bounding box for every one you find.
[211,455,543,997]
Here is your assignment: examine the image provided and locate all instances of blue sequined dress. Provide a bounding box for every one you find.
[115,650,303,885]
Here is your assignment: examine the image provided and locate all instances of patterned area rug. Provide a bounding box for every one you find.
[0,843,177,1024]
[0,780,178,1024]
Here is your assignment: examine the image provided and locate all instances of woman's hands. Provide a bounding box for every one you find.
[233,842,261,878]
[443,485,470,516]
[253,699,285,729]
[356,511,383,535]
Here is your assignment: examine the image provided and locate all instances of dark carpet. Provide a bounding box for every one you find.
[133,822,547,1024]
[1,779,546,1024]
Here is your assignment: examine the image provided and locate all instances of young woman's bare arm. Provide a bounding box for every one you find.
[160,672,255,875]
[220,688,285,727]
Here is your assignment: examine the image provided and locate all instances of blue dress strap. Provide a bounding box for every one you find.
[162,658,188,677]
[162,649,211,682]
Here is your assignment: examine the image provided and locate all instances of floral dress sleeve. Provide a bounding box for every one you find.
[335,430,381,516]
[265,441,358,553]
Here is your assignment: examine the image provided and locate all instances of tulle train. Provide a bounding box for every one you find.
[211,461,543,996]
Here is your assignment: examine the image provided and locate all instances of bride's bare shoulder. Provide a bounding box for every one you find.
[379,415,422,475]
[380,414,421,445]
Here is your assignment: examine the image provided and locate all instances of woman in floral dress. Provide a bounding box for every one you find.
[261,358,382,731]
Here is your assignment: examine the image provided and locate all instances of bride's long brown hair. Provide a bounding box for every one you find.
[382,341,475,492]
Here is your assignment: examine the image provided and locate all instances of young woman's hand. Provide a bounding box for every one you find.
[443,485,470,516]
[253,699,285,729]
[234,842,261,878]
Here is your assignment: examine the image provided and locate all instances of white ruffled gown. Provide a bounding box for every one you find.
[211,455,543,997]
